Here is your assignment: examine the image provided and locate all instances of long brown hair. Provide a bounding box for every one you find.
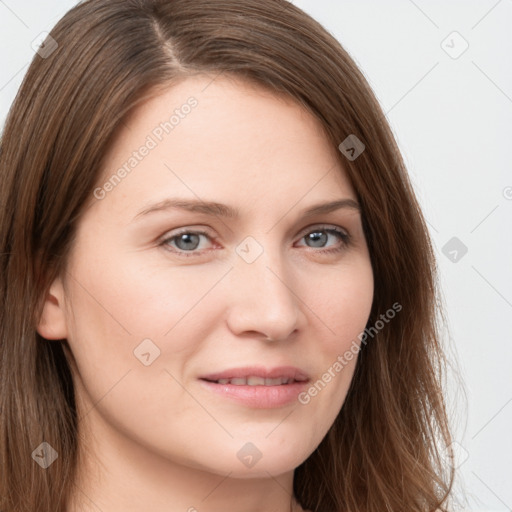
[0,0,454,510]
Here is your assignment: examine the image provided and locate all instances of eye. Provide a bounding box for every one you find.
[295,225,351,254]
[160,225,351,258]
[160,229,215,257]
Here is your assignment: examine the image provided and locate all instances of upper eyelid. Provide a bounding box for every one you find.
[163,223,349,239]
[296,223,349,236]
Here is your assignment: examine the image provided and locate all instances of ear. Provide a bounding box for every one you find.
[36,277,69,340]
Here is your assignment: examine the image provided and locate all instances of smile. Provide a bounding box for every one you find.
[198,366,310,408]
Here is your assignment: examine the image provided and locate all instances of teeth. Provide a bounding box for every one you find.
[215,376,293,386]
[265,377,286,385]
[247,376,266,385]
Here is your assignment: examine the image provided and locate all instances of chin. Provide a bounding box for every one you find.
[220,456,305,479]
[233,439,314,478]
[181,439,314,479]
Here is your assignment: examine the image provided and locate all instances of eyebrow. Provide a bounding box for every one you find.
[132,197,361,222]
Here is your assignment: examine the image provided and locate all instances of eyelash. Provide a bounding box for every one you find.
[159,225,351,258]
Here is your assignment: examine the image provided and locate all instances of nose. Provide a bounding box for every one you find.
[224,243,306,342]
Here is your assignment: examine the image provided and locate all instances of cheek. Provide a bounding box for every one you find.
[101,256,232,335]
[67,245,231,347]
[295,259,373,410]
[62,252,236,427]
[307,258,374,349]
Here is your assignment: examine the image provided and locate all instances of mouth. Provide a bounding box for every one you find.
[202,376,302,386]
[199,365,309,385]
[198,366,310,408]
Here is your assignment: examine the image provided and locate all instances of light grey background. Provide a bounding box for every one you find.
[1,1,511,510]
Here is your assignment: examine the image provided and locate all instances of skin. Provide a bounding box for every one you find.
[37,75,374,512]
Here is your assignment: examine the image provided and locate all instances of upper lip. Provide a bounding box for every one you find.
[200,366,310,382]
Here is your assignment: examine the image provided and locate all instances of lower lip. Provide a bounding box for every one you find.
[198,379,309,408]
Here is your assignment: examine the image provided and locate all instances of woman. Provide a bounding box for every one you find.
[0,0,454,511]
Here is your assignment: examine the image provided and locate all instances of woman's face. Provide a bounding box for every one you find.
[40,75,374,478]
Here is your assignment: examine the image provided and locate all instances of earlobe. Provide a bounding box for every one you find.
[36,278,69,340]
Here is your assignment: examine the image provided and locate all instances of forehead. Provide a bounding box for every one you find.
[90,75,356,218]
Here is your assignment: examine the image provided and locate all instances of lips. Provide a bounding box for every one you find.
[198,366,310,408]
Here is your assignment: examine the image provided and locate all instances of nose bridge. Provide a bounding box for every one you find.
[226,235,302,339]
